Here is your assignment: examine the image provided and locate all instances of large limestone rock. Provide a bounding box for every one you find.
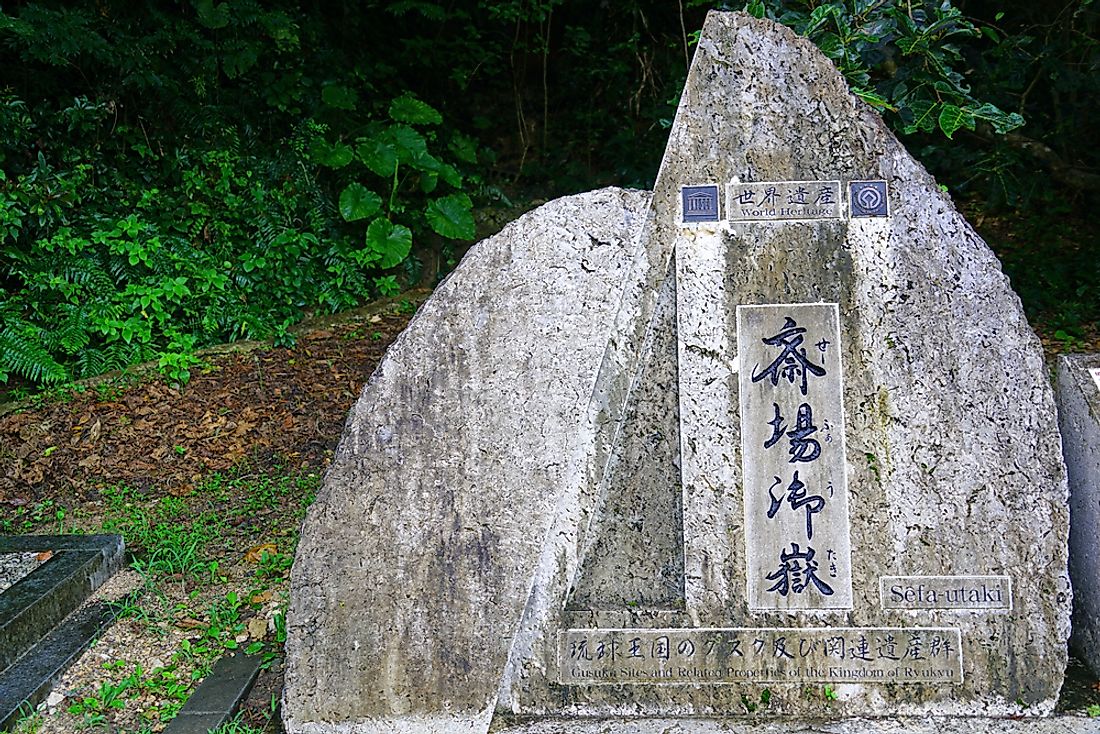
[1056,354,1100,676]
[284,11,1070,732]
[283,187,654,733]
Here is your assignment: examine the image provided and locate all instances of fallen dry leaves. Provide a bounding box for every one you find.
[0,305,419,509]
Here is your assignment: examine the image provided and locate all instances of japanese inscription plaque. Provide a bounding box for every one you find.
[560,628,962,685]
[738,303,852,610]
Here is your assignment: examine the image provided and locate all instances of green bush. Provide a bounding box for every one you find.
[0,2,481,387]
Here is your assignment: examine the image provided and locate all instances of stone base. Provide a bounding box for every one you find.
[488,716,1100,734]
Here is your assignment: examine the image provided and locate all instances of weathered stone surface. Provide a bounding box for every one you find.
[1057,354,1100,676]
[282,187,653,733]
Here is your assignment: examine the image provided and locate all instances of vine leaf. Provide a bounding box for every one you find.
[339,184,382,222]
[366,218,413,269]
[970,103,1025,135]
[425,193,475,240]
[903,99,938,134]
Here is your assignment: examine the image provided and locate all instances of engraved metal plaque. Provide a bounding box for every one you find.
[738,303,852,609]
[559,628,963,685]
[881,576,1012,611]
[727,180,842,221]
[849,180,889,217]
[681,184,721,223]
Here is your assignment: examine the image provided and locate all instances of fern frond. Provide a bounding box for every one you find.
[0,325,68,384]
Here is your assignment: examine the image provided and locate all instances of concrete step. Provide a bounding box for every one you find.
[0,535,125,729]
[163,653,265,734]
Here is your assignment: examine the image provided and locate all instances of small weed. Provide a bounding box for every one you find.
[255,549,294,581]
[1,498,67,534]
[1088,703,1100,717]
[8,702,43,734]
[1053,328,1085,352]
[823,684,839,701]
[173,444,187,455]
[740,688,771,712]
[209,715,266,734]
[68,675,137,726]
[864,452,880,483]
[203,591,247,651]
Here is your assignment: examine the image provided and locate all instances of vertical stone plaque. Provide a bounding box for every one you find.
[738,303,852,610]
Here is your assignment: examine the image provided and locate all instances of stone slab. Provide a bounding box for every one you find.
[484,717,1100,734]
[164,653,262,734]
[737,303,852,610]
[1057,353,1100,676]
[0,600,117,732]
[283,9,1070,732]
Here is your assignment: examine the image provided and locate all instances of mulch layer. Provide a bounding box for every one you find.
[0,296,425,509]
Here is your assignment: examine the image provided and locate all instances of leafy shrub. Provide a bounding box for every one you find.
[0,3,481,388]
[740,0,1023,139]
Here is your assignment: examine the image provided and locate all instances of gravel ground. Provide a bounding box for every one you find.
[0,551,46,592]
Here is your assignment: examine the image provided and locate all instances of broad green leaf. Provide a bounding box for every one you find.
[339,184,382,222]
[391,125,428,163]
[366,218,413,269]
[970,103,1025,134]
[853,88,895,112]
[420,171,439,193]
[903,99,937,134]
[322,84,358,111]
[448,133,478,164]
[437,162,462,188]
[898,35,924,55]
[310,140,353,168]
[816,32,844,60]
[425,193,475,240]
[415,152,462,187]
[937,104,974,138]
[357,136,399,177]
[389,94,442,125]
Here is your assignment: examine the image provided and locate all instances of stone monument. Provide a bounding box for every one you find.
[284,11,1071,732]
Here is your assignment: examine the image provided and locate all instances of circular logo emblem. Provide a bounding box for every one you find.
[855,185,883,211]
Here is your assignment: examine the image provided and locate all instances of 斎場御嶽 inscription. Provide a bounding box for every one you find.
[559,628,962,685]
[738,303,852,610]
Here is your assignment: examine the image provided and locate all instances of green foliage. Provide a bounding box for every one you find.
[0,2,483,389]
[740,0,1023,139]
[0,0,1094,388]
